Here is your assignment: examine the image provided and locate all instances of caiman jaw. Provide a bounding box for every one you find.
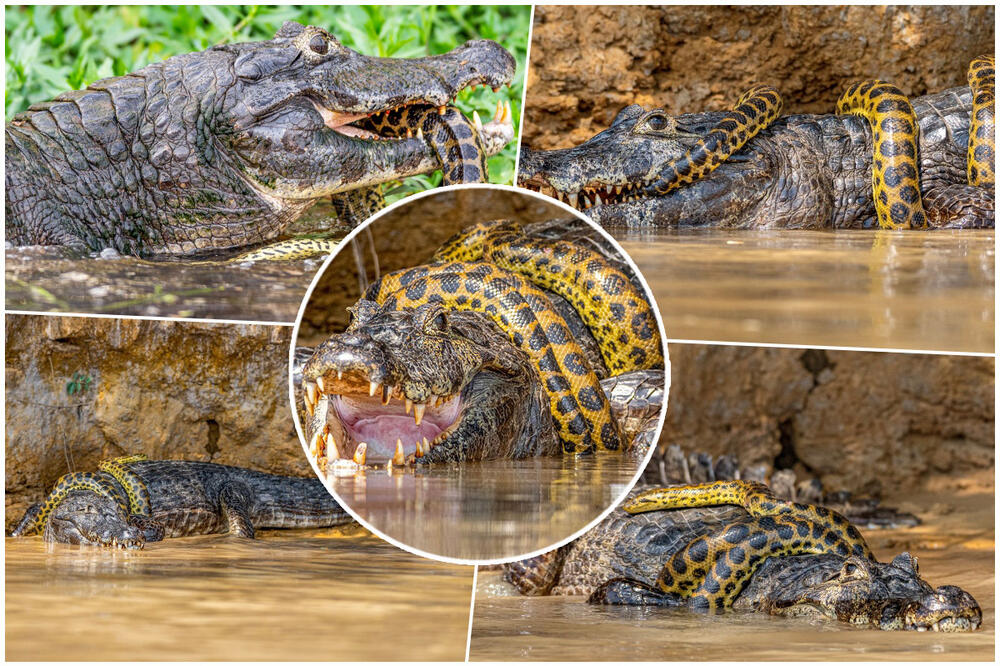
[303,371,464,465]
[520,177,651,210]
[311,96,514,144]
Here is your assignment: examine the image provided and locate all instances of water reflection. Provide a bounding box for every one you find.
[5,528,473,660]
[614,228,994,353]
[327,453,644,561]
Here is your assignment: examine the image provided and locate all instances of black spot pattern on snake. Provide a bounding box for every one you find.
[624,480,874,608]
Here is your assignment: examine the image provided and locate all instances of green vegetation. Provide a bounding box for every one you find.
[65,372,93,396]
[5,4,528,192]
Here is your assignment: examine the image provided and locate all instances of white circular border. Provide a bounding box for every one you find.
[288,183,671,567]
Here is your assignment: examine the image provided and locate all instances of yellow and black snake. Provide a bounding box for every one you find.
[623,480,873,609]
[11,454,157,537]
[370,220,663,454]
[648,56,994,230]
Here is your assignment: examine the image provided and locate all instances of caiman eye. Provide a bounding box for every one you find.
[309,34,329,55]
[423,307,449,333]
[844,562,858,576]
[646,114,668,130]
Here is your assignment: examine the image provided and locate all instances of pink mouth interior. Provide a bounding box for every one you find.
[332,393,462,461]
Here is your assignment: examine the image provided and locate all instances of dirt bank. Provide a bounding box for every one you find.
[658,344,994,496]
[524,5,995,149]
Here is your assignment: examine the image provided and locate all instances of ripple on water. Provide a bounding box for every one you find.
[615,228,994,353]
[5,529,473,660]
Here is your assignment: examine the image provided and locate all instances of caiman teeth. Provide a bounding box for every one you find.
[309,429,323,457]
[392,439,405,466]
[369,381,379,397]
[381,384,392,405]
[473,110,483,132]
[316,376,325,393]
[415,438,425,458]
[325,432,340,460]
[405,398,413,415]
[353,442,368,465]
[413,403,426,426]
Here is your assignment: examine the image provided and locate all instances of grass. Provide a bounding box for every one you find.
[4,5,529,191]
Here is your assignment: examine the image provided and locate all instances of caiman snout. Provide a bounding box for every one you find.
[896,585,983,632]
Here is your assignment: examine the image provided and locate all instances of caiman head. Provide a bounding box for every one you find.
[739,552,982,632]
[519,106,788,227]
[301,299,556,465]
[43,491,144,550]
[220,21,516,200]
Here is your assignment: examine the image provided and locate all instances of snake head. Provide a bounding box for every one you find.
[43,491,145,550]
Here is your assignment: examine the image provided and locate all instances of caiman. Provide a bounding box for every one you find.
[519,56,995,230]
[299,218,666,469]
[5,21,516,256]
[9,456,353,549]
[503,458,982,632]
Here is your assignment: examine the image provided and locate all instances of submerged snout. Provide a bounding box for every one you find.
[896,585,983,632]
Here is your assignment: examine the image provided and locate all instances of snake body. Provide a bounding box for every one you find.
[623,480,873,609]
[647,57,993,230]
[369,221,662,454]
[359,105,489,184]
[967,55,996,188]
[643,85,783,197]
[835,81,926,229]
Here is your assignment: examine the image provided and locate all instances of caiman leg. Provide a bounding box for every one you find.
[604,480,874,611]
[640,85,783,197]
[218,482,256,538]
[968,55,995,188]
[9,471,127,536]
[836,81,927,230]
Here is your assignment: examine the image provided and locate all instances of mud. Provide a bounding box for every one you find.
[4,315,303,528]
[658,344,994,496]
[524,5,995,149]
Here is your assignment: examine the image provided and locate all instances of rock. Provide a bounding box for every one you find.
[524,6,994,149]
[4,316,308,531]
[656,345,994,495]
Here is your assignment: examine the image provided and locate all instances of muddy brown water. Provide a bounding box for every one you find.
[4,202,354,321]
[469,484,995,661]
[4,243,337,322]
[616,229,994,354]
[5,527,473,661]
[326,453,646,561]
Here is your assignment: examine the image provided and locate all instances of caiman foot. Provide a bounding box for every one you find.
[589,578,685,607]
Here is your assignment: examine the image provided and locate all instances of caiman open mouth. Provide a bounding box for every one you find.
[303,370,466,466]
[311,95,513,144]
[519,176,649,211]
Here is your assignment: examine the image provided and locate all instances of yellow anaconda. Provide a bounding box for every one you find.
[836,81,926,229]
[967,54,996,188]
[11,455,159,537]
[430,220,663,373]
[644,85,783,197]
[623,480,873,609]
[369,222,662,454]
[98,454,153,515]
[650,58,992,230]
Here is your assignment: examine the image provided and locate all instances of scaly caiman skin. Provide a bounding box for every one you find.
[10,457,352,549]
[504,477,982,632]
[300,219,665,467]
[5,21,516,256]
[520,70,994,229]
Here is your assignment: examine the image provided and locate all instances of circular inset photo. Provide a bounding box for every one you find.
[290,185,669,562]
